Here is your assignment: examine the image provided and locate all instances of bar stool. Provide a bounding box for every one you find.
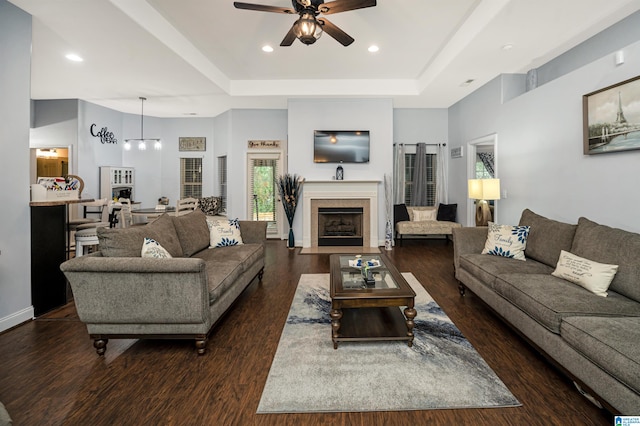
[74,221,110,256]
[67,198,108,255]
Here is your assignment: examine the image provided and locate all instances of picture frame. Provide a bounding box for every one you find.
[583,75,640,155]
[179,137,206,152]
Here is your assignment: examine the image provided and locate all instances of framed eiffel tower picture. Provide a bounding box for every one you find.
[583,75,640,155]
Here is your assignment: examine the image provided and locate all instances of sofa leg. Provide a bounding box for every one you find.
[258,268,264,281]
[458,283,466,296]
[195,338,207,355]
[93,338,108,356]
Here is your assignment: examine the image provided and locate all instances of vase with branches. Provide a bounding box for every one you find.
[384,173,393,250]
[277,173,304,248]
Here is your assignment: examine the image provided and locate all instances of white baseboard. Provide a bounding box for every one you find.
[0,306,34,333]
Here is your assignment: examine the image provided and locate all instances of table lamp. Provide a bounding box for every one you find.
[468,179,501,226]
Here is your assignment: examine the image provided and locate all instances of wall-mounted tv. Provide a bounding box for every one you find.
[313,130,370,163]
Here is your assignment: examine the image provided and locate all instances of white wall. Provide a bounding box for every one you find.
[0,0,33,331]
[226,109,288,220]
[448,39,640,232]
[78,100,125,201]
[288,98,394,245]
[160,117,216,206]
[393,108,448,144]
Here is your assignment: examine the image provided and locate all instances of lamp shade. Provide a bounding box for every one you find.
[468,179,501,200]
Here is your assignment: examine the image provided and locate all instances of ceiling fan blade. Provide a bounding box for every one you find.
[233,2,295,14]
[280,26,297,46]
[318,18,354,46]
[319,0,376,15]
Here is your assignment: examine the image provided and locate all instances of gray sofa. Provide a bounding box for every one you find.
[60,210,266,356]
[453,209,640,415]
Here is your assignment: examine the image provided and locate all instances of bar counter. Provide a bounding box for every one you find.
[30,197,94,315]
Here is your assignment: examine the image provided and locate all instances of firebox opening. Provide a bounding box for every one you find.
[318,207,364,246]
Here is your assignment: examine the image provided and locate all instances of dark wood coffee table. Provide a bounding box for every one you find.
[329,253,417,349]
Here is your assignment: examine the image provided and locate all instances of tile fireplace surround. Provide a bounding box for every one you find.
[302,180,380,248]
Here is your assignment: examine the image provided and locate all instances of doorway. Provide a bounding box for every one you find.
[466,134,498,226]
[31,147,70,183]
[247,152,283,238]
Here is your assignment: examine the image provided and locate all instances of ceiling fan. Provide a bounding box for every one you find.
[233,0,376,47]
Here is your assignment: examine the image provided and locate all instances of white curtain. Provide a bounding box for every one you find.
[435,143,448,205]
[393,144,405,204]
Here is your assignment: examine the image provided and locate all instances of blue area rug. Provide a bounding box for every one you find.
[257,273,521,413]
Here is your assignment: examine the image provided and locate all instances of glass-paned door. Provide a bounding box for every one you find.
[248,153,281,237]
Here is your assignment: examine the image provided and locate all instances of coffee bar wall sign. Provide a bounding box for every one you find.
[179,137,206,151]
[90,124,118,145]
[248,140,281,149]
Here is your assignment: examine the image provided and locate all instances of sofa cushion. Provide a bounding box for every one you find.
[481,222,530,260]
[141,237,172,258]
[552,250,618,297]
[571,217,640,303]
[561,316,640,393]
[97,214,183,258]
[519,209,577,267]
[436,203,457,222]
[193,244,263,303]
[493,273,640,333]
[172,209,210,257]
[459,254,552,289]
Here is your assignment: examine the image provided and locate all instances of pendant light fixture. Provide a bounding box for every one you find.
[124,97,161,151]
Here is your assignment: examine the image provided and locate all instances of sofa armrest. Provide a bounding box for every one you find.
[239,221,268,245]
[60,255,210,324]
[452,227,488,274]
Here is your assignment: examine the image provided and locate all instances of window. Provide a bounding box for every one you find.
[475,160,493,178]
[404,153,436,206]
[180,157,202,198]
[218,156,227,213]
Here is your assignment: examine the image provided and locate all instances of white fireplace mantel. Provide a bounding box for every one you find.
[302,180,380,248]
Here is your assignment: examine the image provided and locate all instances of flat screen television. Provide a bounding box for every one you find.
[313,130,370,163]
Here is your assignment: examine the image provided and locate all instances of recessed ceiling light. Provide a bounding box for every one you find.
[183,112,197,116]
[262,45,274,53]
[65,53,83,62]
[368,45,379,53]
[460,79,475,87]
[501,44,514,51]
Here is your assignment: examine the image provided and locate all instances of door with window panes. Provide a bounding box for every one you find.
[247,153,282,237]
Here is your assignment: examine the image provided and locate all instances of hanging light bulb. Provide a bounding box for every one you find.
[124,97,161,151]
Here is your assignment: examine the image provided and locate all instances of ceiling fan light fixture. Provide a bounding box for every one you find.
[293,12,322,45]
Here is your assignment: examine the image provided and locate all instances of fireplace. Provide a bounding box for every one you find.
[317,207,363,246]
[303,180,380,248]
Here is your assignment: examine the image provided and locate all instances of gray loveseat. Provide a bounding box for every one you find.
[60,210,266,355]
[453,209,640,414]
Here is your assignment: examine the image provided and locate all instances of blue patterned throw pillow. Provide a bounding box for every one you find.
[481,222,530,261]
[141,237,173,259]
[207,218,244,248]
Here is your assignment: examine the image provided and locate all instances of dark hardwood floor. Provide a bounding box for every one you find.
[0,240,613,425]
